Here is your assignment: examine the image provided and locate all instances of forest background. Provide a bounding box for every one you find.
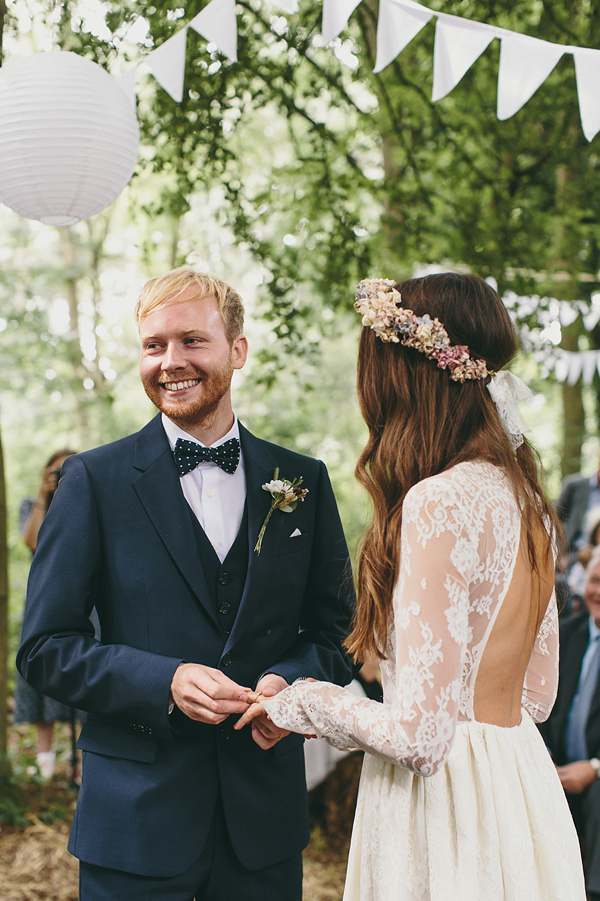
[1,0,600,763]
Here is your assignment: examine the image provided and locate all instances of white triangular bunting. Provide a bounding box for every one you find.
[583,351,598,385]
[567,352,584,386]
[559,301,579,327]
[145,28,187,102]
[432,15,495,102]
[117,67,138,107]
[275,0,299,12]
[322,0,363,44]
[574,47,600,142]
[375,0,434,74]
[497,33,564,120]
[584,305,600,331]
[189,0,237,62]
[554,354,569,383]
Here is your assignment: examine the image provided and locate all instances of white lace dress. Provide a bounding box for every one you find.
[263,461,586,901]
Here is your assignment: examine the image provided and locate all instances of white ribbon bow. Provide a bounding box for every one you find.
[486,370,533,450]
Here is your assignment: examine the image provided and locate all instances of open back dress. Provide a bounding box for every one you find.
[263,461,586,901]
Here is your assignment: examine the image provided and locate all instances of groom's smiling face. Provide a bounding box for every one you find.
[139,288,247,430]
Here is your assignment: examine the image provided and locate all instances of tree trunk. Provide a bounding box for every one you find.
[561,328,586,477]
[0,427,7,756]
[0,0,8,759]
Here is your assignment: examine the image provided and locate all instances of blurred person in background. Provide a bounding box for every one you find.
[540,545,600,901]
[13,448,76,779]
[567,507,600,615]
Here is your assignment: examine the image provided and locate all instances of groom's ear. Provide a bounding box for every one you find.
[232,334,248,370]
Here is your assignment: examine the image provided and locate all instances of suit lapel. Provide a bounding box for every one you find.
[131,416,219,628]
[224,425,282,651]
[561,618,590,724]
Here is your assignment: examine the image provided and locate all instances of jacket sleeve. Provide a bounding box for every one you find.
[16,455,183,742]
[262,460,355,689]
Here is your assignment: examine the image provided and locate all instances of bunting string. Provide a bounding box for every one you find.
[504,291,600,385]
[117,0,600,141]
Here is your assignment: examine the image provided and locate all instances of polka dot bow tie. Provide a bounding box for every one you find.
[173,437,240,476]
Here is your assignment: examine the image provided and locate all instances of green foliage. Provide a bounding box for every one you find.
[0,748,78,827]
[0,754,27,827]
[237,313,369,555]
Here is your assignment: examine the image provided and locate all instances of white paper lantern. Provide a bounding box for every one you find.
[0,52,140,226]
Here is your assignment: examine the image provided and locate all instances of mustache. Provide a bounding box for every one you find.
[156,370,203,385]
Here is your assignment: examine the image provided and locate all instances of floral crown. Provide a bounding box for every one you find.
[355,278,490,383]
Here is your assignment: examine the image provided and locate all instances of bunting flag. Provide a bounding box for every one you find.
[574,48,600,142]
[274,0,300,12]
[189,0,238,63]
[496,33,564,120]
[375,0,433,74]
[504,292,600,385]
[542,348,600,385]
[432,14,494,102]
[119,0,600,141]
[322,0,363,44]
[145,27,187,103]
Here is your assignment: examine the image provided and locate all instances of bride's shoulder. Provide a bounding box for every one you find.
[404,461,509,513]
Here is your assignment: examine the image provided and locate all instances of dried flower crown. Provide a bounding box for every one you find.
[355,278,490,383]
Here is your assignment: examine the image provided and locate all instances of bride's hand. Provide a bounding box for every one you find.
[234,698,266,731]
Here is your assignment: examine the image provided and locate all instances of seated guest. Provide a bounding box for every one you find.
[540,545,600,900]
[568,507,600,613]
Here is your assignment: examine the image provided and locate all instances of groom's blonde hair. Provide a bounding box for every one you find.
[135,267,245,344]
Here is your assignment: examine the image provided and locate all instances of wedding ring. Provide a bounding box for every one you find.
[248,690,263,704]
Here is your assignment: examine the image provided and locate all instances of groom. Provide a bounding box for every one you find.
[17,268,355,901]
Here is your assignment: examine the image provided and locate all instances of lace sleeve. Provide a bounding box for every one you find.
[262,481,477,776]
[521,588,559,723]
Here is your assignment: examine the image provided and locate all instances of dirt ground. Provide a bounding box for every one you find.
[2,723,353,901]
[0,820,346,901]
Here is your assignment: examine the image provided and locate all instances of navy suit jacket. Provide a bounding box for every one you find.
[555,473,592,553]
[538,612,600,766]
[17,415,355,877]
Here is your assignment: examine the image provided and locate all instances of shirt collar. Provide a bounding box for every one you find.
[161,413,240,451]
[589,616,600,642]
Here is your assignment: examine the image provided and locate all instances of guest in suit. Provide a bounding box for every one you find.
[17,268,355,901]
[556,466,600,559]
[539,545,600,900]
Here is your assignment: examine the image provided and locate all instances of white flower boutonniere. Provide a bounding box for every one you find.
[254,467,309,555]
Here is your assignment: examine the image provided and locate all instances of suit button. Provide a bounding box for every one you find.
[218,572,231,585]
[222,652,232,667]
[219,602,231,615]
[219,727,231,741]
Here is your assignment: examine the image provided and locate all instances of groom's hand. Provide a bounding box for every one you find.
[250,674,291,750]
[170,663,250,724]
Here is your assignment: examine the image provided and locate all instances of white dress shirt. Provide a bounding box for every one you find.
[162,414,246,562]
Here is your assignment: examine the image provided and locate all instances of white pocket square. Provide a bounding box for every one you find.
[289,528,302,538]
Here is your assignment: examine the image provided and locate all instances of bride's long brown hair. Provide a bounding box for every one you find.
[346,272,559,661]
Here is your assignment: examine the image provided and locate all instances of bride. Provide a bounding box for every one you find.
[236,272,586,900]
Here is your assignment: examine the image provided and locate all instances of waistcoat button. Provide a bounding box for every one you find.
[219,602,231,615]
[218,572,231,585]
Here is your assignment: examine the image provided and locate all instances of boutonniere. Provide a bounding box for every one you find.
[254,467,309,555]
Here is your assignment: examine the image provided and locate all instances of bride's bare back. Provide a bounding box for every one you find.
[474,523,554,727]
